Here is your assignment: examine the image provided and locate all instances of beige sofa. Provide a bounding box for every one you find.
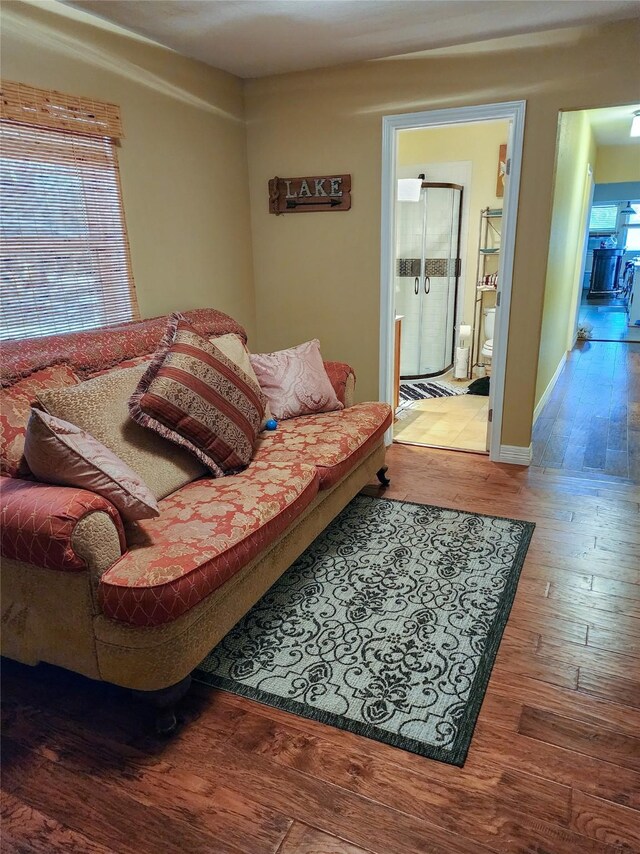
[0,309,391,730]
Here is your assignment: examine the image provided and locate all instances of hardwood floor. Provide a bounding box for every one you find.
[578,289,640,344]
[532,339,640,479]
[2,444,640,854]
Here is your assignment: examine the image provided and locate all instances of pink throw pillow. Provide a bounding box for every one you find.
[249,340,343,421]
[24,409,159,521]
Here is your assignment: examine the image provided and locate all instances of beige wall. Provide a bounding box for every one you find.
[1,1,257,341]
[398,121,508,330]
[595,144,640,184]
[245,21,640,447]
[535,111,595,407]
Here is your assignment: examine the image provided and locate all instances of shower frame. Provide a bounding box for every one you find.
[399,181,464,381]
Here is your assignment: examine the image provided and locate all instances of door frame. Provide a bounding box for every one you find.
[379,100,526,462]
[569,164,594,348]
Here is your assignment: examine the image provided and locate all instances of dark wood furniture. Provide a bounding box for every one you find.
[394,315,403,412]
[588,248,624,297]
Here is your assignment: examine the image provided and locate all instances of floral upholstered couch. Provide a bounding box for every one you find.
[0,309,391,724]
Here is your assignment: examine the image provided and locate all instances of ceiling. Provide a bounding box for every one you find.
[586,105,640,147]
[65,0,640,79]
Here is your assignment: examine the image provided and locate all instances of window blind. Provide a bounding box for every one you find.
[0,83,137,342]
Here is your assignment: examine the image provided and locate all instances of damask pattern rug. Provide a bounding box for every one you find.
[194,495,534,766]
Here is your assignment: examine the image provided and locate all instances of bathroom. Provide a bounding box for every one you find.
[392,119,509,453]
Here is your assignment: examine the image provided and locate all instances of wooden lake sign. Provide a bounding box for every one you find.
[269,174,351,215]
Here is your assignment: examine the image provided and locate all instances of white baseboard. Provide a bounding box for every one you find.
[533,351,567,425]
[498,444,532,466]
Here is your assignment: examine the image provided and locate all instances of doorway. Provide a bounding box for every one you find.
[532,103,640,479]
[380,101,526,463]
[577,198,640,344]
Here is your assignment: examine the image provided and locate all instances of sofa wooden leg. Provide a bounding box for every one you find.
[376,465,391,487]
[132,674,192,736]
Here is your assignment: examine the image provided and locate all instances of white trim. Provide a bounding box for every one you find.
[379,100,527,463]
[497,444,532,465]
[533,351,567,424]
[491,105,526,460]
[380,113,397,446]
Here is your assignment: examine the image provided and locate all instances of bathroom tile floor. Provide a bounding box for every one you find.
[394,390,489,452]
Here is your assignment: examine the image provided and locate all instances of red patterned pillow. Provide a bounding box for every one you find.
[1,364,80,478]
[129,314,267,474]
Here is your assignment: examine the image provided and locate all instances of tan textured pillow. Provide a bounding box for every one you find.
[210,333,272,426]
[36,364,206,500]
[24,409,159,521]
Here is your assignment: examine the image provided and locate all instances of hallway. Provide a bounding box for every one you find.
[578,289,640,343]
[532,340,640,480]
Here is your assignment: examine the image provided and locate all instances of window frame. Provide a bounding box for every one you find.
[588,203,618,234]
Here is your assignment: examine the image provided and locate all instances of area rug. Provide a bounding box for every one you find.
[194,495,535,766]
[399,380,467,403]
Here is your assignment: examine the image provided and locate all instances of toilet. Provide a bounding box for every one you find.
[481,307,495,362]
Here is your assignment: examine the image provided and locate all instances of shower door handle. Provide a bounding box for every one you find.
[414,277,419,295]
[424,276,431,294]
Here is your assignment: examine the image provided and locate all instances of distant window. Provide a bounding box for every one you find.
[627,203,640,226]
[625,226,640,251]
[0,81,138,342]
[588,204,617,232]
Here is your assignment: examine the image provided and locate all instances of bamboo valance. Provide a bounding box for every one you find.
[0,80,123,139]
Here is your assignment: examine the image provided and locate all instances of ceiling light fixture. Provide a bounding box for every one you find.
[631,111,640,138]
[397,173,425,202]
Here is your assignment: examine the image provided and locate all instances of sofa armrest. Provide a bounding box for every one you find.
[323,361,355,408]
[0,477,125,573]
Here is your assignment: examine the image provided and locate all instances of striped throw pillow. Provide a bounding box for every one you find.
[129,314,267,475]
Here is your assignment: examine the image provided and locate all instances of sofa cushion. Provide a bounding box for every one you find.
[129,315,268,475]
[24,409,159,522]
[99,461,319,627]
[1,364,80,478]
[250,340,343,421]
[88,353,153,379]
[252,402,392,490]
[37,365,206,500]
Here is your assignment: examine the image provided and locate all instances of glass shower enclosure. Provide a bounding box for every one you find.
[395,182,463,378]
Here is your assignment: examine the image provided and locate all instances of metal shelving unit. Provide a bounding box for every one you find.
[470,207,501,377]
